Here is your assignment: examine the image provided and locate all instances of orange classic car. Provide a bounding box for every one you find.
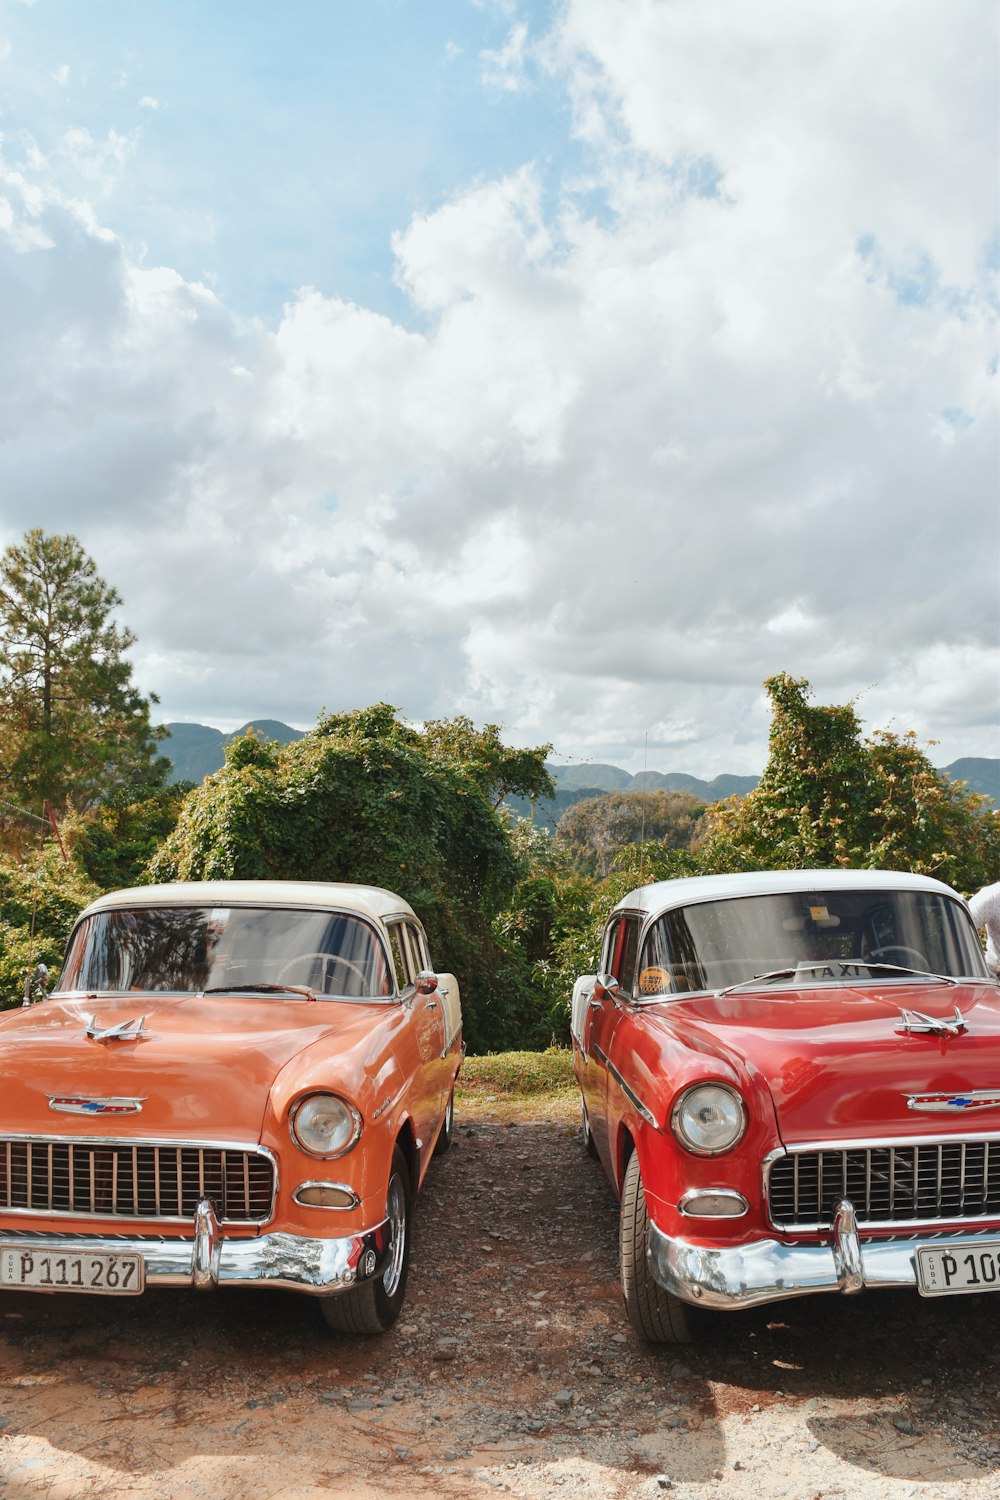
[1,880,462,1334]
[572,869,999,1342]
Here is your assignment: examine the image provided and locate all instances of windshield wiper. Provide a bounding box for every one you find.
[718,961,957,997]
[717,967,803,996]
[857,962,955,985]
[201,983,319,1002]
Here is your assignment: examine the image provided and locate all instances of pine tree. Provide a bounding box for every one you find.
[0,530,167,813]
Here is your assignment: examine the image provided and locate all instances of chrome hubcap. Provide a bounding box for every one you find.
[383,1173,407,1296]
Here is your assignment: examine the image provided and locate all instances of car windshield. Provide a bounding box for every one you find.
[636,889,988,997]
[57,905,392,999]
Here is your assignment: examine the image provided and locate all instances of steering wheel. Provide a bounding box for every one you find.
[867,944,929,970]
[278,953,370,991]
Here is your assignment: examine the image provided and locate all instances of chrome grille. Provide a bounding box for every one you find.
[768,1141,1000,1229]
[0,1139,274,1223]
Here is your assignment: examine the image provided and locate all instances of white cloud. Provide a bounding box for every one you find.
[480,21,530,93]
[58,126,134,188]
[0,0,996,775]
[137,95,160,111]
[52,62,68,85]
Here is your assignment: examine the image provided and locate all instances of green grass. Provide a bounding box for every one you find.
[455,1047,577,1118]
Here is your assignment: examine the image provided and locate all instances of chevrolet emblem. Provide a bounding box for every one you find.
[905,1090,1000,1112]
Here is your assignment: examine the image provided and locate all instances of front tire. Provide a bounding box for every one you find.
[321,1147,411,1335]
[619,1151,696,1344]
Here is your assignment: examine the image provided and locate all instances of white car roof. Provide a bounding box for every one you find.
[614,868,963,917]
[77,880,417,928]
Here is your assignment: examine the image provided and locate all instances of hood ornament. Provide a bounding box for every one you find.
[85,1014,149,1042]
[896,1005,966,1038]
[906,1089,1000,1113]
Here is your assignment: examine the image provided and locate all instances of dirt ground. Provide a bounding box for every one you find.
[1,1104,999,1500]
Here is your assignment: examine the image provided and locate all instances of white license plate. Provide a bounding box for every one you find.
[0,1246,144,1295]
[916,1243,1000,1297]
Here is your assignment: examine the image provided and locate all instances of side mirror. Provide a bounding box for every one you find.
[593,972,622,1004]
[415,970,439,996]
[22,963,49,1006]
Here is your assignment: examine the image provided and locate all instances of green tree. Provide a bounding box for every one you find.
[148,705,537,1050]
[68,783,194,891]
[555,789,706,876]
[0,530,168,814]
[0,844,99,1007]
[703,673,1000,891]
[492,818,594,1046]
[421,715,555,807]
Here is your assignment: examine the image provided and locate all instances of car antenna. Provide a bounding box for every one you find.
[640,730,648,876]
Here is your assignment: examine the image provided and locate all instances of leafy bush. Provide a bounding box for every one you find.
[148,705,547,1051]
[0,845,98,1008]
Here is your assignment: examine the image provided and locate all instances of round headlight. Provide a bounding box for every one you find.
[671,1084,746,1156]
[290,1093,362,1158]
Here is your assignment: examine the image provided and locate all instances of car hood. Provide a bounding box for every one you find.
[649,981,1000,1142]
[0,992,386,1140]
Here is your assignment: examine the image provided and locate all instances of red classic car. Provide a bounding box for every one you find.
[571,869,998,1342]
[0,880,462,1334]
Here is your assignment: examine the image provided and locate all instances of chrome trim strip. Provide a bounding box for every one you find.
[763,1208,1000,1235]
[593,1045,658,1128]
[0,1132,277,1152]
[778,1131,1000,1153]
[0,1216,392,1295]
[648,1215,1000,1311]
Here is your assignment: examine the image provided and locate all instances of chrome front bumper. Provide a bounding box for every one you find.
[0,1197,390,1296]
[649,1200,1000,1310]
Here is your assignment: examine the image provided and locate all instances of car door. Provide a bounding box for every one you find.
[386,918,446,1163]
[404,918,451,1121]
[581,911,641,1174]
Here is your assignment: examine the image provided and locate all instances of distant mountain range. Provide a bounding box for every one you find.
[160,722,999,826]
[502,766,763,829]
[160,720,306,783]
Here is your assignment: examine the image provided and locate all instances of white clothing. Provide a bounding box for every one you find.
[968,881,1000,974]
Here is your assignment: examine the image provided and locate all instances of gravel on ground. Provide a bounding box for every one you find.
[1,1104,998,1499]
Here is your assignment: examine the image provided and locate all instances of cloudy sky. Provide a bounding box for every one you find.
[0,0,996,776]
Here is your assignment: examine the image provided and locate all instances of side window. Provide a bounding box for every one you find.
[387,923,412,993]
[600,921,617,973]
[616,916,640,995]
[604,915,640,995]
[405,921,430,973]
